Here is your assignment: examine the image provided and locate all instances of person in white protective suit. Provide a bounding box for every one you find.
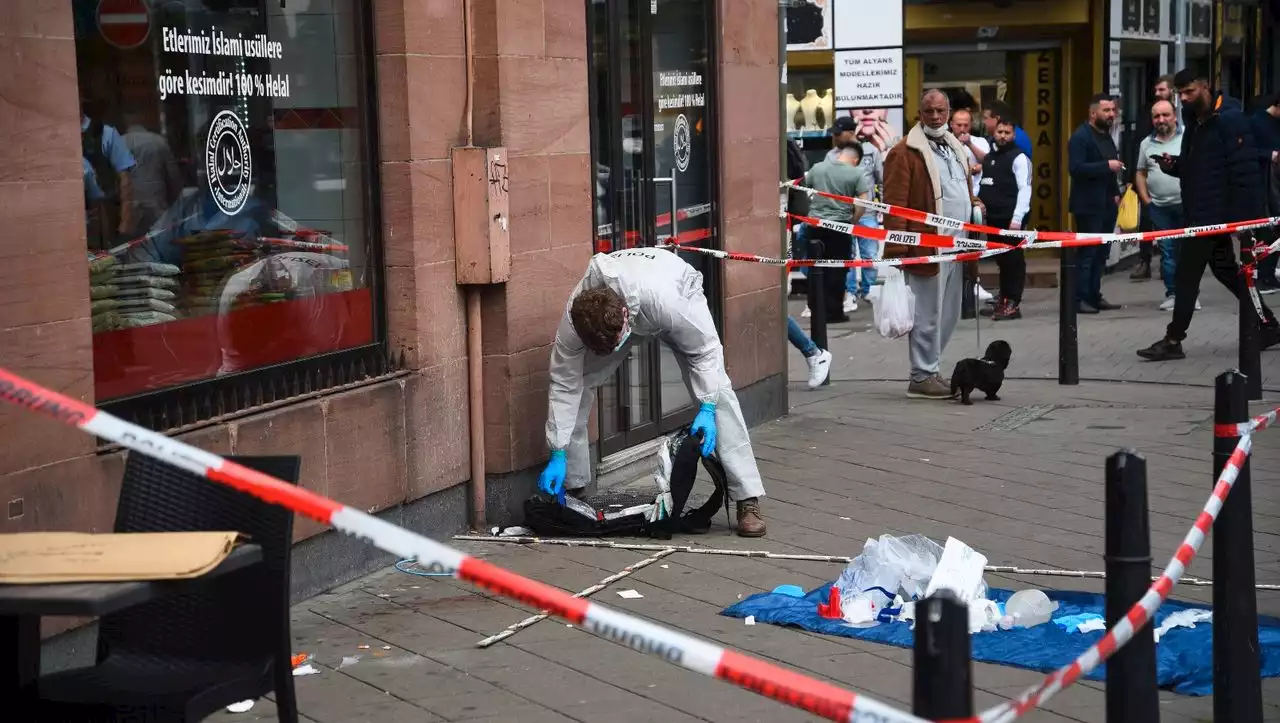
[538,247,768,537]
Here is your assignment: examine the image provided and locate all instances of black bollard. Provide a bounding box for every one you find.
[1104,450,1159,723]
[1239,251,1263,400]
[912,589,973,719]
[1059,248,1079,385]
[1212,370,1263,722]
[808,239,828,378]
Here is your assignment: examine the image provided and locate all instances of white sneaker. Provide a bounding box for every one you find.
[801,306,812,318]
[806,349,832,388]
[1160,297,1202,311]
[977,285,995,303]
[842,292,858,313]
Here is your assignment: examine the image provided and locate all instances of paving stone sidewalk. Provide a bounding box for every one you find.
[232,272,1280,723]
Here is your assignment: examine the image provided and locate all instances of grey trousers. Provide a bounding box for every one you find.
[906,262,962,383]
[562,340,766,502]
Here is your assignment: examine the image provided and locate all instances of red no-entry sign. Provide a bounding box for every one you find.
[97,0,151,50]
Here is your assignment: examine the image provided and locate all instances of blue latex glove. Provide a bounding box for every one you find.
[690,402,717,457]
[538,450,567,503]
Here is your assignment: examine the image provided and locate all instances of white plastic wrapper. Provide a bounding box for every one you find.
[872,268,914,339]
[835,534,944,626]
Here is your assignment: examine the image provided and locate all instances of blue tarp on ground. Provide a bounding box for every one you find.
[722,585,1280,695]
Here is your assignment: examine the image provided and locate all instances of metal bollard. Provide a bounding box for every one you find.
[1239,250,1263,400]
[912,589,973,719]
[1213,370,1263,722]
[808,238,828,365]
[1059,248,1079,385]
[1104,450,1159,723]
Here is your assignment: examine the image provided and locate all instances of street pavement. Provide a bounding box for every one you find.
[228,269,1280,723]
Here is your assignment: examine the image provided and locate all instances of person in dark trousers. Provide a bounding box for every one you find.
[1249,94,1280,292]
[1132,75,1178,280]
[1137,70,1280,361]
[1068,93,1125,314]
[977,116,1031,320]
[803,143,871,322]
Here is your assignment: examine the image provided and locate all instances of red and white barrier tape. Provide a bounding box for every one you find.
[786,213,1017,251]
[971,432,1253,723]
[1214,405,1280,438]
[0,367,921,723]
[783,179,1280,244]
[664,242,1011,270]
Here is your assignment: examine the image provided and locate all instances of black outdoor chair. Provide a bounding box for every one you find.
[35,454,301,722]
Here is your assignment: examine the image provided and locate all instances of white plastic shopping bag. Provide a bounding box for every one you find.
[872,268,914,339]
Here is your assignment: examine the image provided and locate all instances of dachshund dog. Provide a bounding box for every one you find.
[949,340,1012,405]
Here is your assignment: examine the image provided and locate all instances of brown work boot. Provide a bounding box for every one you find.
[735,498,767,538]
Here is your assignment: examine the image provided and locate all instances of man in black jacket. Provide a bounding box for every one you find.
[1068,93,1125,314]
[1136,70,1280,361]
[978,116,1032,320]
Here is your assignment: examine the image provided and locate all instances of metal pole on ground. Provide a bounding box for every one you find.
[1059,248,1079,384]
[912,589,973,719]
[809,238,828,362]
[1103,450,1159,723]
[1239,253,1263,400]
[1213,370,1263,722]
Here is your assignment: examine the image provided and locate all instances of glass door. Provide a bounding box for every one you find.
[588,0,721,457]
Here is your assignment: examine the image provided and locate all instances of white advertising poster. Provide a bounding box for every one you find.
[832,0,903,50]
[834,47,903,109]
[785,0,832,51]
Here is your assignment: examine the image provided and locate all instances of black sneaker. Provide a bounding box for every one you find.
[1095,297,1123,311]
[1137,338,1185,361]
[1261,324,1280,350]
[1077,302,1100,314]
[1130,261,1152,280]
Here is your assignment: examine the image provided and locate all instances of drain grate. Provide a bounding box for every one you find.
[975,403,1057,432]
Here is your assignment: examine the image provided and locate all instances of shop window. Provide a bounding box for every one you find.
[73,0,383,417]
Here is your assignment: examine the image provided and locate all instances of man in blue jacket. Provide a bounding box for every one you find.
[1136,70,1280,361]
[1068,93,1125,313]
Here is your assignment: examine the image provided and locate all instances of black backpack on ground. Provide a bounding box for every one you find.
[522,428,728,540]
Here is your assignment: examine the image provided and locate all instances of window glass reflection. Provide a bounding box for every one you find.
[75,0,375,400]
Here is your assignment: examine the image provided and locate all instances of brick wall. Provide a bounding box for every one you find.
[470,0,595,474]
[718,0,786,386]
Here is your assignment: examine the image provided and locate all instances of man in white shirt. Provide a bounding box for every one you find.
[950,108,989,195]
[1135,100,1190,310]
[976,116,1032,320]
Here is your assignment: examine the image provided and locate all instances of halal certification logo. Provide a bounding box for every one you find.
[673,113,692,173]
[206,110,252,216]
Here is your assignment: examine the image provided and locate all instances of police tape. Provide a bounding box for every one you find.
[972,432,1254,723]
[0,366,924,723]
[665,242,1011,270]
[1214,404,1280,438]
[786,213,1018,251]
[783,179,1280,244]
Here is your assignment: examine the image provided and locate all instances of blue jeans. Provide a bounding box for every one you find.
[792,224,812,278]
[1073,208,1118,305]
[787,316,818,357]
[846,219,880,296]
[1145,203,1183,298]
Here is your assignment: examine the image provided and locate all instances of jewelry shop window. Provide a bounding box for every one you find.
[74,0,380,409]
